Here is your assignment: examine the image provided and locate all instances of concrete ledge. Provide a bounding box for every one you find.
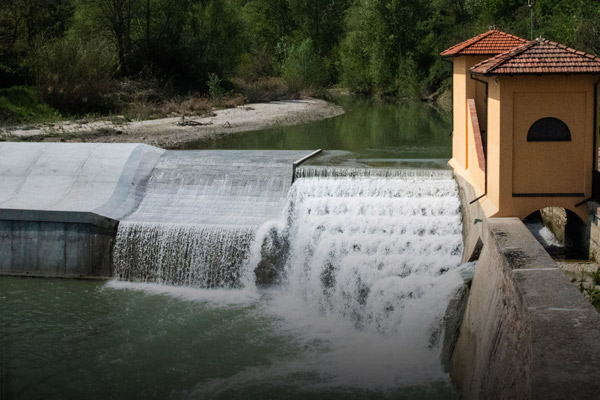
[451,217,600,399]
[0,209,118,230]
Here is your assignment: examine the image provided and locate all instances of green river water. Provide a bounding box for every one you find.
[189,99,452,167]
[1,100,458,400]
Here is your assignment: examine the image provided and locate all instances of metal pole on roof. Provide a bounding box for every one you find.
[528,1,534,40]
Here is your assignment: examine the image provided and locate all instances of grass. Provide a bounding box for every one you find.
[0,86,60,125]
[578,267,600,312]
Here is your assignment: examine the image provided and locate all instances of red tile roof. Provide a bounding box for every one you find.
[440,30,527,57]
[470,38,600,75]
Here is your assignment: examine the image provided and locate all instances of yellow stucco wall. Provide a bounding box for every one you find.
[481,75,598,220]
[478,78,501,217]
[467,102,486,196]
[449,56,488,176]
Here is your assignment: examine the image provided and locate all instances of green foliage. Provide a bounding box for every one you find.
[340,0,430,97]
[28,36,118,114]
[2,0,600,120]
[207,74,225,101]
[0,86,59,124]
[282,39,327,92]
[579,281,600,312]
[590,267,600,286]
[0,0,75,87]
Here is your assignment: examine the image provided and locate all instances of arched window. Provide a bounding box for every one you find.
[527,117,571,142]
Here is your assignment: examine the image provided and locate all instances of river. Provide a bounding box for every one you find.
[0,100,461,400]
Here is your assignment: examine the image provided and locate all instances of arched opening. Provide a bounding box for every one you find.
[527,117,571,142]
[523,207,589,259]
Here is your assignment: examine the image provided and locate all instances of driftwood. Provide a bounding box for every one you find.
[177,120,213,127]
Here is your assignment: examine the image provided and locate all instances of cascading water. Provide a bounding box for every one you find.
[113,223,256,288]
[275,167,464,336]
[110,163,469,391]
[112,150,308,288]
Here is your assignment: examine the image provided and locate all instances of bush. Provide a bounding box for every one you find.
[281,39,328,92]
[207,73,225,101]
[395,56,423,99]
[0,86,60,125]
[28,37,118,115]
[231,76,291,102]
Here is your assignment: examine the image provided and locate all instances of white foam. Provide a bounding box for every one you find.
[104,280,259,305]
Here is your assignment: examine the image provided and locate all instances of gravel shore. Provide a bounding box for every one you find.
[1,98,344,148]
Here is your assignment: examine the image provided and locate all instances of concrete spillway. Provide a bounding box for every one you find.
[0,143,312,278]
[113,150,312,287]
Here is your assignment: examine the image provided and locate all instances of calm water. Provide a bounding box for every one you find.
[1,100,458,400]
[188,99,452,168]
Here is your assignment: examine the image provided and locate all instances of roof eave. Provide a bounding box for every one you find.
[470,71,600,77]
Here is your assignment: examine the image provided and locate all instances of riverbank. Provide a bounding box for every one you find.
[0,99,344,149]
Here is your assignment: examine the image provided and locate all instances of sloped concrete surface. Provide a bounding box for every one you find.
[123,150,310,226]
[0,143,313,277]
[0,143,162,213]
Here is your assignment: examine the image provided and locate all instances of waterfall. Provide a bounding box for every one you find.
[113,223,256,288]
[111,150,308,289]
[111,165,468,386]
[112,160,466,339]
[273,169,464,336]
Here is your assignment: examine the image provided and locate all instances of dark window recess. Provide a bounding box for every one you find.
[527,117,571,142]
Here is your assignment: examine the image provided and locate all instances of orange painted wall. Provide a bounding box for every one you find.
[466,101,486,196]
[449,56,489,175]
[484,75,597,220]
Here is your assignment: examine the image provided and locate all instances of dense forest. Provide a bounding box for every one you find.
[2,0,600,122]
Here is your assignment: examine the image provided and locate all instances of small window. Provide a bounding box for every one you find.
[527,117,571,142]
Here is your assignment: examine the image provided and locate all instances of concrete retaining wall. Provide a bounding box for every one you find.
[451,175,600,399]
[0,220,115,278]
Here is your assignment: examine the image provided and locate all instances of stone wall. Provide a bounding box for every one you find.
[540,207,567,244]
[451,175,600,399]
[587,202,600,261]
[454,173,486,263]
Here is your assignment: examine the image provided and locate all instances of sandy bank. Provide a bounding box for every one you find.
[0,99,344,148]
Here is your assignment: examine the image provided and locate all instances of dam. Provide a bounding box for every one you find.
[2,141,472,398]
[2,141,599,398]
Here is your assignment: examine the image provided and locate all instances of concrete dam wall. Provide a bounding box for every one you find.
[0,143,312,278]
[450,174,600,399]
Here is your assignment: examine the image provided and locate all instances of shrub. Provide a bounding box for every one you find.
[395,56,423,99]
[281,39,328,92]
[156,96,212,117]
[0,86,60,125]
[28,37,118,115]
[231,76,291,102]
[207,73,225,101]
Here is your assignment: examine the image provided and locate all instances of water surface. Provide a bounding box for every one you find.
[187,99,452,167]
[1,277,460,399]
[1,100,459,400]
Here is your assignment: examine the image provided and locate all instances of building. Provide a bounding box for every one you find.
[443,31,600,224]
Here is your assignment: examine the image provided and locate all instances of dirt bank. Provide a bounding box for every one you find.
[0,99,344,148]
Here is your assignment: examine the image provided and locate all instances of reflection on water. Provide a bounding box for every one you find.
[187,99,452,164]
